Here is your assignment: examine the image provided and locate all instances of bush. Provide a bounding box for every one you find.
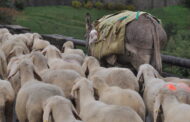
[114,3,126,10]
[0,7,18,24]
[104,3,115,10]
[185,0,190,8]
[95,1,103,9]
[72,0,82,8]
[84,1,93,9]
[126,5,136,11]
[14,0,25,10]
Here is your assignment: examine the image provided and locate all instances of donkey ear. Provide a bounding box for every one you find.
[153,94,163,122]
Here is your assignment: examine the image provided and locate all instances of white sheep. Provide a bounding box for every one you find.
[62,41,85,58]
[43,96,82,122]
[91,76,145,121]
[8,59,66,122]
[82,56,139,91]
[30,51,82,99]
[32,38,50,51]
[42,45,85,76]
[71,77,143,122]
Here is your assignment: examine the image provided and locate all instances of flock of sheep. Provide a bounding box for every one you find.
[0,28,190,122]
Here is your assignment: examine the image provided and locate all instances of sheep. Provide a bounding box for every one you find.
[0,28,11,44]
[0,79,15,122]
[154,84,190,122]
[71,77,143,122]
[62,53,84,66]
[8,59,66,122]
[30,51,82,99]
[7,55,30,94]
[162,77,190,87]
[1,39,29,63]
[42,45,85,76]
[137,64,166,121]
[62,41,85,58]
[91,76,145,121]
[43,96,82,122]
[32,38,50,51]
[82,56,139,91]
[0,48,7,80]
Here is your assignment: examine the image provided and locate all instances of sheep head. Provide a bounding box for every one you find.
[82,56,100,77]
[8,59,42,83]
[43,96,80,122]
[62,41,74,52]
[42,45,62,59]
[71,77,94,99]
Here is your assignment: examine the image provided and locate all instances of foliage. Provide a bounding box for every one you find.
[0,7,18,24]
[126,5,136,11]
[14,0,25,10]
[114,3,126,10]
[0,0,14,8]
[84,1,93,9]
[95,1,103,9]
[72,0,82,8]
[104,2,115,10]
[184,0,190,8]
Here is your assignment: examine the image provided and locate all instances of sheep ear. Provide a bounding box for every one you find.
[8,63,18,79]
[71,82,80,99]
[43,102,52,122]
[153,68,162,79]
[82,58,89,77]
[55,49,62,59]
[33,67,42,81]
[41,48,47,56]
[69,100,81,120]
[153,94,162,122]
[7,48,15,61]
[137,69,145,94]
[0,53,7,79]
[61,44,65,53]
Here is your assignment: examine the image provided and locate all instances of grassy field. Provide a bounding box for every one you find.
[15,5,190,76]
[15,6,116,39]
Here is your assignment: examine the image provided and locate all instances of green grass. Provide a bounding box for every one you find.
[15,6,115,39]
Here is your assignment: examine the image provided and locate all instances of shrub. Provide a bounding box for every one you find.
[126,5,136,11]
[184,0,190,8]
[0,7,18,24]
[14,0,25,10]
[84,1,93,9]
[72,0,82,8]
[95,1,103,9]
[104,2,115,10]
[114,3,126,10]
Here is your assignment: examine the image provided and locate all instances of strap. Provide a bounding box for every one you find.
[136,11,140,20]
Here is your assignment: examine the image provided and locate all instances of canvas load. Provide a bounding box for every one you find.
[89,10,147,59]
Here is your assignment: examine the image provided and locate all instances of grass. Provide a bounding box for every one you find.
[15,6,115,39]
